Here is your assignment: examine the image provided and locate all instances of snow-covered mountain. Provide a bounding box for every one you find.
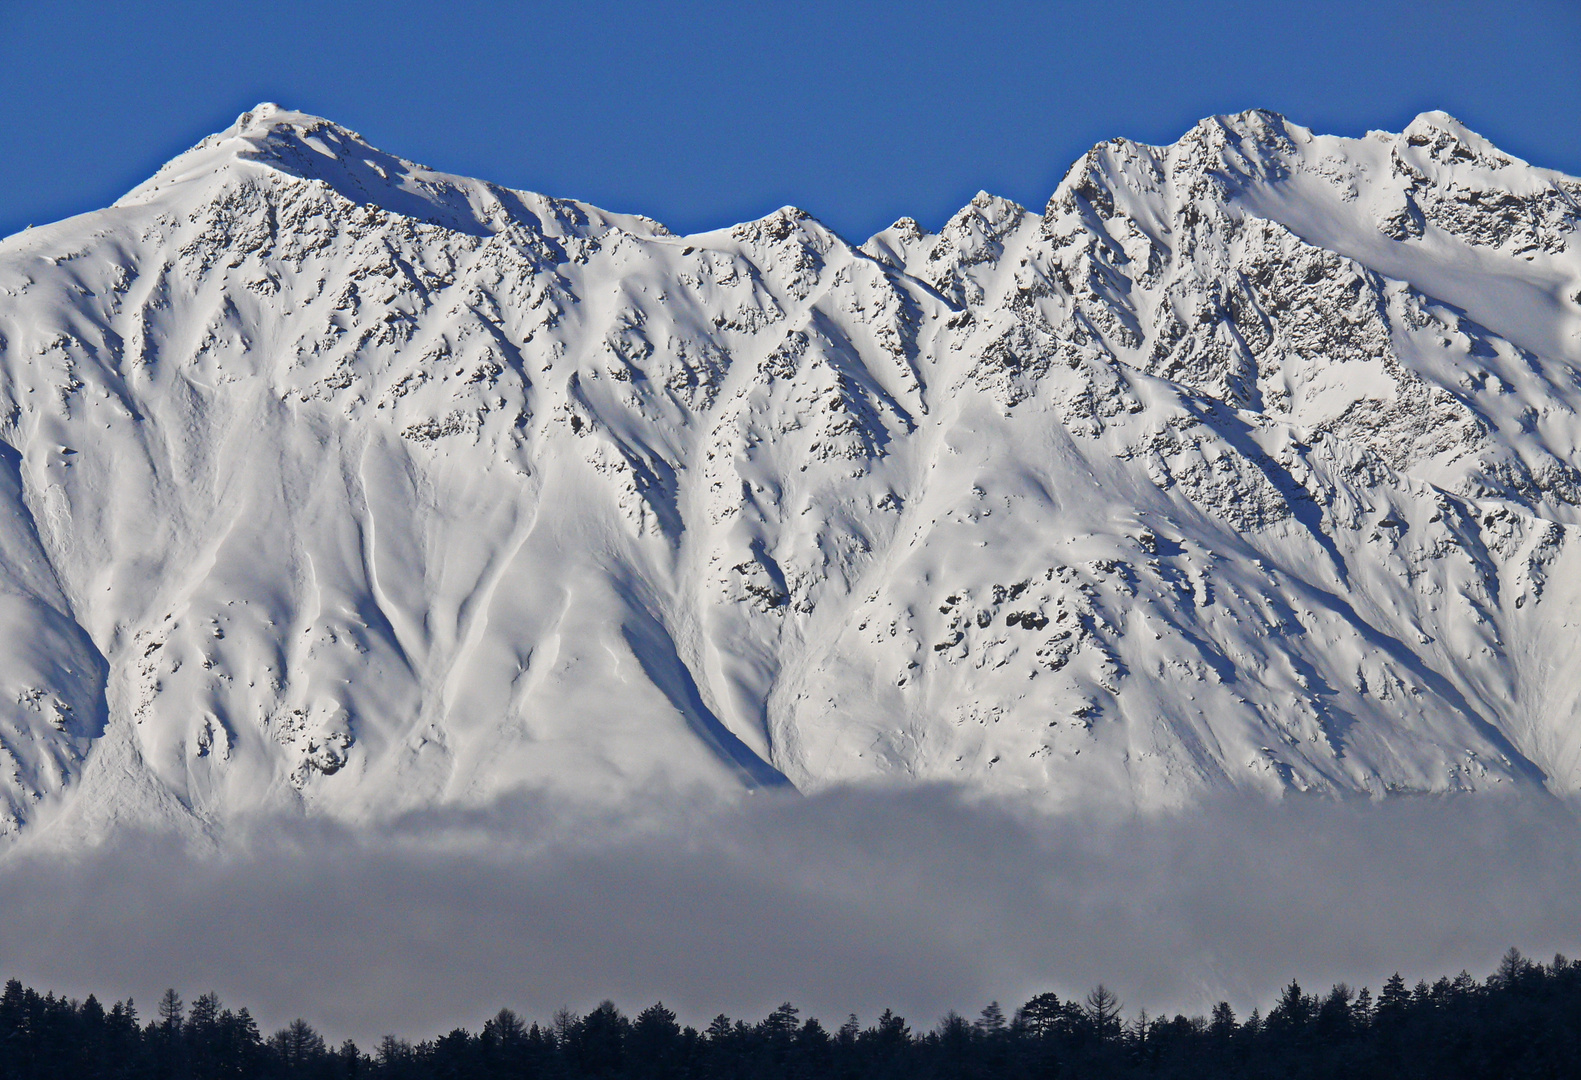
[2,103,1580,841]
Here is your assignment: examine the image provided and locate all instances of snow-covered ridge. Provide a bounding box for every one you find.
[1,104,1580,842]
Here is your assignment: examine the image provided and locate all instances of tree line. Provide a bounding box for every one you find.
[1,947,1577,1078]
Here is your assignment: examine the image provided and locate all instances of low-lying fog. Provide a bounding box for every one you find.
[2,787,1577,1046]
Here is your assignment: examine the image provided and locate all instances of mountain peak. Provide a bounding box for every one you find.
[106,105,684,244]
[3,106,1581,842]
[1397,110,1522,171]
[113,102,520,236]
[233,101,308,135]
[1404,109,1473,140]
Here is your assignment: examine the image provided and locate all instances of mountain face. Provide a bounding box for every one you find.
[1,104,1580,841]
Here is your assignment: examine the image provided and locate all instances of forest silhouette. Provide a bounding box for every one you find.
[0,947,1576,1078]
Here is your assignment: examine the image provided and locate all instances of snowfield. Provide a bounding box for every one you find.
[1,104,1580,843]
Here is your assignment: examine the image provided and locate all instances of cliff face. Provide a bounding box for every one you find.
[1,104,1580,841]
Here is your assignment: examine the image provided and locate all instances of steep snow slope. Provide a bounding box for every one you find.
[1,104,1580,841]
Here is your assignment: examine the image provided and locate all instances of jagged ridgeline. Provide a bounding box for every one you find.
[1,104,1580,839]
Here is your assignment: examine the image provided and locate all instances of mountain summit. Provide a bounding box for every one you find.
[2,105,1580,842]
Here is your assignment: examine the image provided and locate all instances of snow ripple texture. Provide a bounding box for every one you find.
[2,104,1581,841]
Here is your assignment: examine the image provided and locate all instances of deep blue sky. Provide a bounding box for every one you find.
[4,0,1579,243]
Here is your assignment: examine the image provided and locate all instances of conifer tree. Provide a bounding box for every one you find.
[1495,946,1528,987]
[269,1017,328,1070]
[836,1013,860,1047]
[1084,985,1123,1041]
[1209,1000,1236,1039]
[157,987,184,1037]
[975,1000,1006,1034]
[1377,972,1411,1024]
[631,1002,681,1076]
[1017,991,1065,1038]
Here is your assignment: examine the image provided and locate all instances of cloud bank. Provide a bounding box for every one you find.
[1,788,1578,1046]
